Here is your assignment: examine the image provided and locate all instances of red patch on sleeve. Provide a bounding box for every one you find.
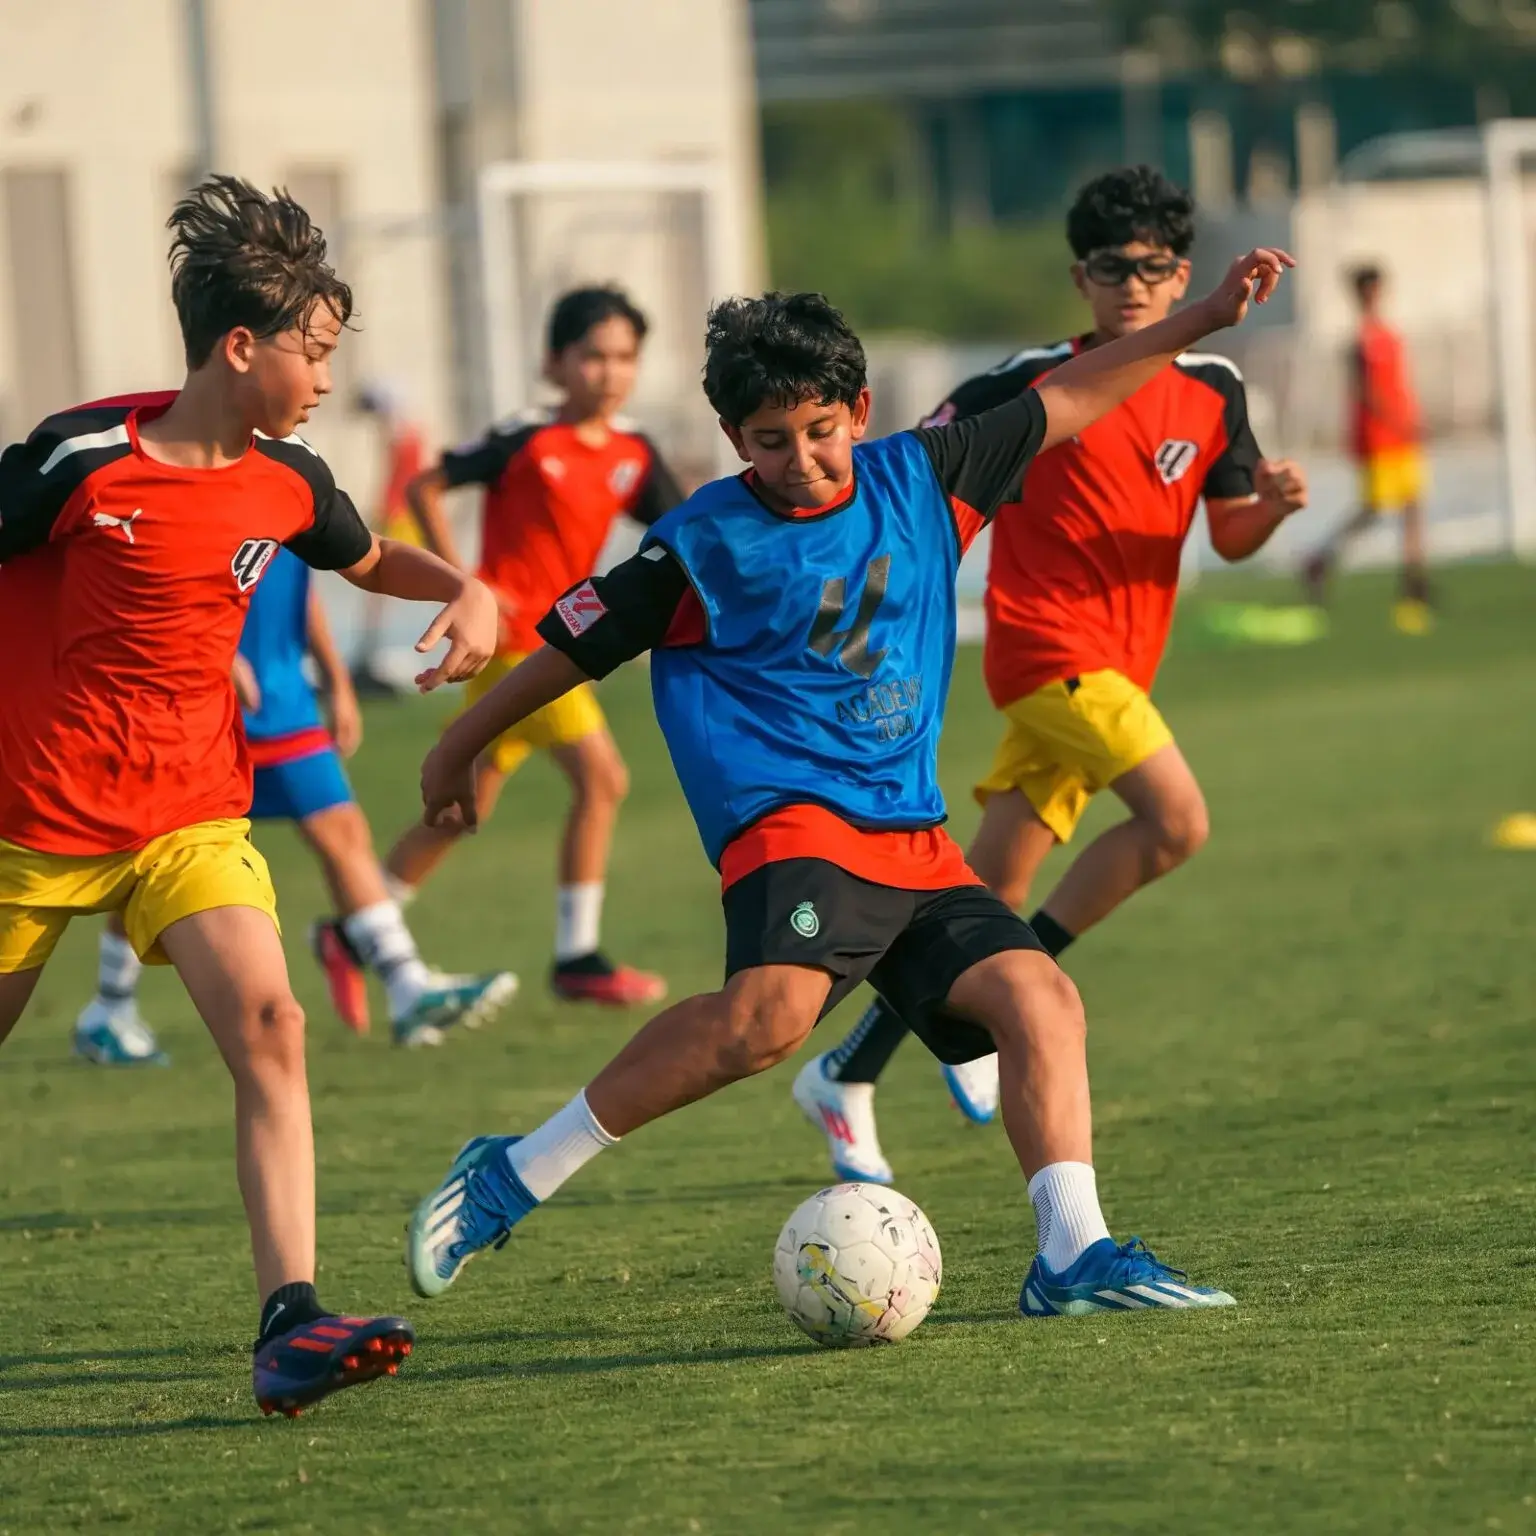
[554,580,607,636]
[950,495,986,555]
[662,587,706,648]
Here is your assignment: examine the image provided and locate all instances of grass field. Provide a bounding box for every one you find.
[3,565,1536,1534]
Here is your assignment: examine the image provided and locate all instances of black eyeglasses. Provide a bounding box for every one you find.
[1082,251,1184,287]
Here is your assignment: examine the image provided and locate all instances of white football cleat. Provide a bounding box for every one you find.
[941,1053,999,1123]
[791,1052,894,1185]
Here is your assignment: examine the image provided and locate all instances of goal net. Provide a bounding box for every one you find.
[476,159,736,497]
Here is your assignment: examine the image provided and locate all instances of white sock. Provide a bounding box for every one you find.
[1028,1161,1112,1274]
[555,882,604,963]
[97,929,142,1005]
[383,871,418,908]
[506,1089,618,1201]
[341,900,433,1018]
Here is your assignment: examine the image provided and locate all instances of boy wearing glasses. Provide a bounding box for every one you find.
[795,165,1309,1182]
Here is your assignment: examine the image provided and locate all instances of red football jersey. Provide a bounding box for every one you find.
[930,339,1260,706]
[1351,317,1420,457]
[0,393,372,855]
[440,409,683,654]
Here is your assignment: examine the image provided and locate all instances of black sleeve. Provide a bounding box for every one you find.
[0,431,72,560]
[285,483,374,570]
[909,388,1049,522]
[628,440,686,526]
[1192,364,1261,501]
[439,425,532,489]
[535,545,692,680]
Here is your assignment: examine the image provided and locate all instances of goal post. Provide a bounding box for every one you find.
[1483,119,1536,558]
[475,159,738,477]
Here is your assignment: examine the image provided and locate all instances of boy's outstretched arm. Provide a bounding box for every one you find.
[420,647,590,828]
[338,536,499,692]
[1034,247,1294,451]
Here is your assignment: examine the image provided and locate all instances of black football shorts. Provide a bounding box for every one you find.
[721,857,1047,1064]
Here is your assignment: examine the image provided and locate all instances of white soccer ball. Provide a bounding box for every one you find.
[773,1182,942,1348]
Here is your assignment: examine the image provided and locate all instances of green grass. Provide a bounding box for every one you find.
[4,565,1536,1534]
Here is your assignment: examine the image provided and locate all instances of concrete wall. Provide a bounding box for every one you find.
[0,1,452,514]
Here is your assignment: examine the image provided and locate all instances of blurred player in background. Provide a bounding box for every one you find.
[349,380,427,697]
[1304,265,1429,632]
[0,176,503,1411]
[74,546,515,1062]
[406,251,1295,1319]
[383,287,684,1006]
[795,166,1308,1184]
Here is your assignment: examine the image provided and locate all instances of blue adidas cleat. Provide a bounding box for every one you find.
[406,1134,539,1298]
[940,1053,999,1124]
[391,971,518,1048]
[253,1312,413,1417]
[1019,1237,1236,1317]
[72,999,169,1066]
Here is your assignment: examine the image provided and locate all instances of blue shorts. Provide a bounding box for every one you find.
[249,748,354,823]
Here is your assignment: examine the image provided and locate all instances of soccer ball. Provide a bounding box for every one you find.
[773,1182,942,1347]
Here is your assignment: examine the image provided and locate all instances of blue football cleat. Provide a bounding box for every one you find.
[1019,1237,1236,1316]
[72,999,169,1066]
[253,1312,413,1417]
[391,971,518,1048]
[941,1053,999,1123]
[406,1134,538,1298]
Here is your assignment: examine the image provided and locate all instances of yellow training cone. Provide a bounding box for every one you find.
[1491,813,1536,849]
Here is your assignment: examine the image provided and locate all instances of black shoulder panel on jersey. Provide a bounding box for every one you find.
[1174,352,1260,498]
[926,340,1076,425]
[0,401,138,560]
[252,430,337,506]
[439,417,547,489]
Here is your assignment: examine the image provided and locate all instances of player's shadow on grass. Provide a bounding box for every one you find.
[422,1341,819,1383]
[0,1343,201,1371]
[0,1415,251,1441]
[0,1369,209,1394]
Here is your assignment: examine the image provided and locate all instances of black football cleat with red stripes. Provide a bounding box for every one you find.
[253,1313,414,1417]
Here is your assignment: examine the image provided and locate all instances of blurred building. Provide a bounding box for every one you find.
[0,0,763,502]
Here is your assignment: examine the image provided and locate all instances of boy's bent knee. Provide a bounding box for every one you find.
[1152,795,1209,866]
[717,966,827,1077]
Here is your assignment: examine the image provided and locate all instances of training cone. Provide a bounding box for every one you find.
[1491,813,1536,850]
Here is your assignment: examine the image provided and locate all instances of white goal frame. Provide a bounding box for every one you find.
[476,159,733,426]
[1484,120,1536,558]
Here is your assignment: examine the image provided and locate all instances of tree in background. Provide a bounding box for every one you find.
[761,101,1081,343]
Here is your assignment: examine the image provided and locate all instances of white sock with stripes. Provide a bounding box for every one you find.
[506,1090,619,1201]
[1028,1161,1111,1274]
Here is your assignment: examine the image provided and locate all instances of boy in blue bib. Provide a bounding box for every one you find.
[406,248,1291,1318]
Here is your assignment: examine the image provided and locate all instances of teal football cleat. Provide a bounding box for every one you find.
[940,1053,999,1124]
[406,1135,538,1298]
[1019,1237,1236,1317]
[72,999,169,1066]
[391,971,518,1048]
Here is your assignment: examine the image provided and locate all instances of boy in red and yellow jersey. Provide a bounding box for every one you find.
[0,177,499,1415]
[795,167,1308,1183]
[384,288,683,1006]
[1304,264,1430,631]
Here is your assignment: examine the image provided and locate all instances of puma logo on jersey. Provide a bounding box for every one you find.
[231,537,279,592]
[1154,439,1199,485]
[93,508,142,543]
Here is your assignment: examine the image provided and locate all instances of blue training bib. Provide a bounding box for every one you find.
[645,432,959,867]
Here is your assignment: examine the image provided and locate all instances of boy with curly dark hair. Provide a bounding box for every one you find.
[406,240,1292,1321]
[796,166,1311,1185]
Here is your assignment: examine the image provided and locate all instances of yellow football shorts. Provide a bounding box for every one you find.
[974,669,1175,843]
[0,818,279,974]
[466,650,607,776]
[1360,446,1426,513]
